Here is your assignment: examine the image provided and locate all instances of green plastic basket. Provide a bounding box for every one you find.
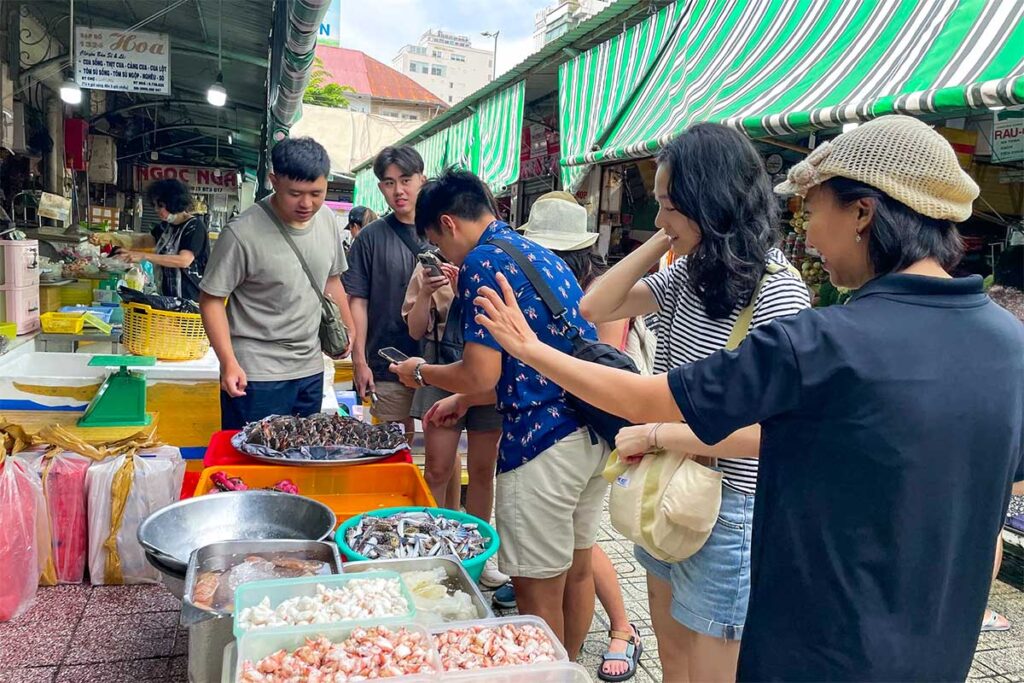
[337,506,499,582]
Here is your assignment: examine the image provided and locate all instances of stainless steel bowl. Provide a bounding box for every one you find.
[144,550,186,600]
[137,491,337,574]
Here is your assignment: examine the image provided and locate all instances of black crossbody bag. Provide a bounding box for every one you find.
[487,237,638,444]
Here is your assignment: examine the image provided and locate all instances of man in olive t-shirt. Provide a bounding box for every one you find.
[200,138,354,430]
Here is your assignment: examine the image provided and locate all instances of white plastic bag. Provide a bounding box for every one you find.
[0,452,50,620]
[86,446,184,585]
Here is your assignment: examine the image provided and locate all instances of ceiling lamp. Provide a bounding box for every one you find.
[60,79,82,104]
[61,0,82,105]
[206,0,227,107]
[207,73,227,107]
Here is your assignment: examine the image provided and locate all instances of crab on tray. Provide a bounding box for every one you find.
[230,414,409,466]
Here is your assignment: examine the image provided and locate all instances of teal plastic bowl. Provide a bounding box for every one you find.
[336,506,499,582]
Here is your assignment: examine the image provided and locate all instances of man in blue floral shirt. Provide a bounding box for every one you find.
[391,169,610,658]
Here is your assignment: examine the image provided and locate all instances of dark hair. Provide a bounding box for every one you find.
[415,167,498,239]
[657,123,778,319]
[145,178,192,213]
[348,206,377,228]
[821,177,964,274]
[271,137,330,182]
[373,145,425,180]
[555,248,608,292]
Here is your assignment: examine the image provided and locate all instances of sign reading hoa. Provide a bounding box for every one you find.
[75,27,170,95]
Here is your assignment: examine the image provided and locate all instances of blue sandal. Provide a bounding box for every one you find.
[597,624,642,682]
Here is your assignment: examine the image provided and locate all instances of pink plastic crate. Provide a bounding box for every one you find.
[0,240,40,288]
[0,285,40,334]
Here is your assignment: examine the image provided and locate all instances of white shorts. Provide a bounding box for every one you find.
[494,428,610,579]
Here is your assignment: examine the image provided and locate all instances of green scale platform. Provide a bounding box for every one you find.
[78,355,157,428]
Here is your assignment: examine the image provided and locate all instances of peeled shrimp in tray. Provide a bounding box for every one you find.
[431,616,567,672]
[239,625,437,682]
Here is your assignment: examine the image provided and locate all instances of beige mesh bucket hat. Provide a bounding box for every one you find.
[774,115,980,222]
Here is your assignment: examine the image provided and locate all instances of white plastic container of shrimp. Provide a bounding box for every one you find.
[444,661,591,682]
[430,614,569,677]
[230,620,441,682]
[232,570,416,638]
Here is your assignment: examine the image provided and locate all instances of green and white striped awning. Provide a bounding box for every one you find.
[354,81,525,212]
[559,0,1024,189]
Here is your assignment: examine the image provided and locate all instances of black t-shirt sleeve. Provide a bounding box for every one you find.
[342,227,373,299]
[668,316,806,445]
[179,219,205,255]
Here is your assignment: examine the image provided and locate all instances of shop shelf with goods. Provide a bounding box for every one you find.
[194,463,434,525]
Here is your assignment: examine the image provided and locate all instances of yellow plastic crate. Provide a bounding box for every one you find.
[0,322,16,340]
[40,312,86,334]
[59,281,94,306]
[121,302,209,361]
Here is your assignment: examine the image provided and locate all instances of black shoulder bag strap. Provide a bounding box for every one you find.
[488,237,577,337]
[390,217,427,257]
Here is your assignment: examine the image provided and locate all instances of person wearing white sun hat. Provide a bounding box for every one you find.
[469,115,1023,681]
[523,190,650,682]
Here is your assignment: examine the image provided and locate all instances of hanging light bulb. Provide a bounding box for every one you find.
[227,131,234,145]
[207,73,227,107]
[60,79,82,104]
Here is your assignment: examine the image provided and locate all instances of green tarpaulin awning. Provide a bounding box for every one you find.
[559,0,1024,189]
[354,81,525,213]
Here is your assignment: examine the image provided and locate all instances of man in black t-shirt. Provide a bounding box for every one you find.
[343,146,427,433]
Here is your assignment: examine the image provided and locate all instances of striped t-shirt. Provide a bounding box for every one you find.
[643,248,810,494]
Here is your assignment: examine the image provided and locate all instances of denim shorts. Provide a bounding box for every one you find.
[635,482,754,640]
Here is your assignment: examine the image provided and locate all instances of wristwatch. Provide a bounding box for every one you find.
[413,362,428,388]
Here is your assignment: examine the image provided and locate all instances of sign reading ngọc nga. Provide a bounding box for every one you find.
[75,27,170,95]
[135,164,239,196]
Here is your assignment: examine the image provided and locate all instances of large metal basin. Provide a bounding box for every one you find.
[137,491,336,575]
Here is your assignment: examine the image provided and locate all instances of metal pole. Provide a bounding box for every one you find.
[492,31,499,80]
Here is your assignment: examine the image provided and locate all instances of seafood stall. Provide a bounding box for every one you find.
[0,391,597,682]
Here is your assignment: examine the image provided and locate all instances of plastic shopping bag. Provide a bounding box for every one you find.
[18,447,93,585]
[0,450,51,621]
[86,446,184,585]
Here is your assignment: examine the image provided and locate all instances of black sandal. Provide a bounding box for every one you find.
[597,623,643,682]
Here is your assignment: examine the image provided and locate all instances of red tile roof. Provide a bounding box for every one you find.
[315,46,447,107]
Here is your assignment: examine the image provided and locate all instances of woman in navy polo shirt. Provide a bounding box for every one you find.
[471,116,1024,682]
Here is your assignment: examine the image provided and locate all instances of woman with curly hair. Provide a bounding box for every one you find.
[118,178,209,301]
[578,123,810,681]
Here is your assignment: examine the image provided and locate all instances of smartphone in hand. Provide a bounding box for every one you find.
[417,251,445,279]
[378,347,410,365]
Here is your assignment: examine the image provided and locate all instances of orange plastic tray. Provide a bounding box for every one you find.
[194,463,436,525]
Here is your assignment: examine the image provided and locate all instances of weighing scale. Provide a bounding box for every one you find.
[78,355,157,427]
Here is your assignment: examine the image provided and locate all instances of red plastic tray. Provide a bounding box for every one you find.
[203,430,413,467]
